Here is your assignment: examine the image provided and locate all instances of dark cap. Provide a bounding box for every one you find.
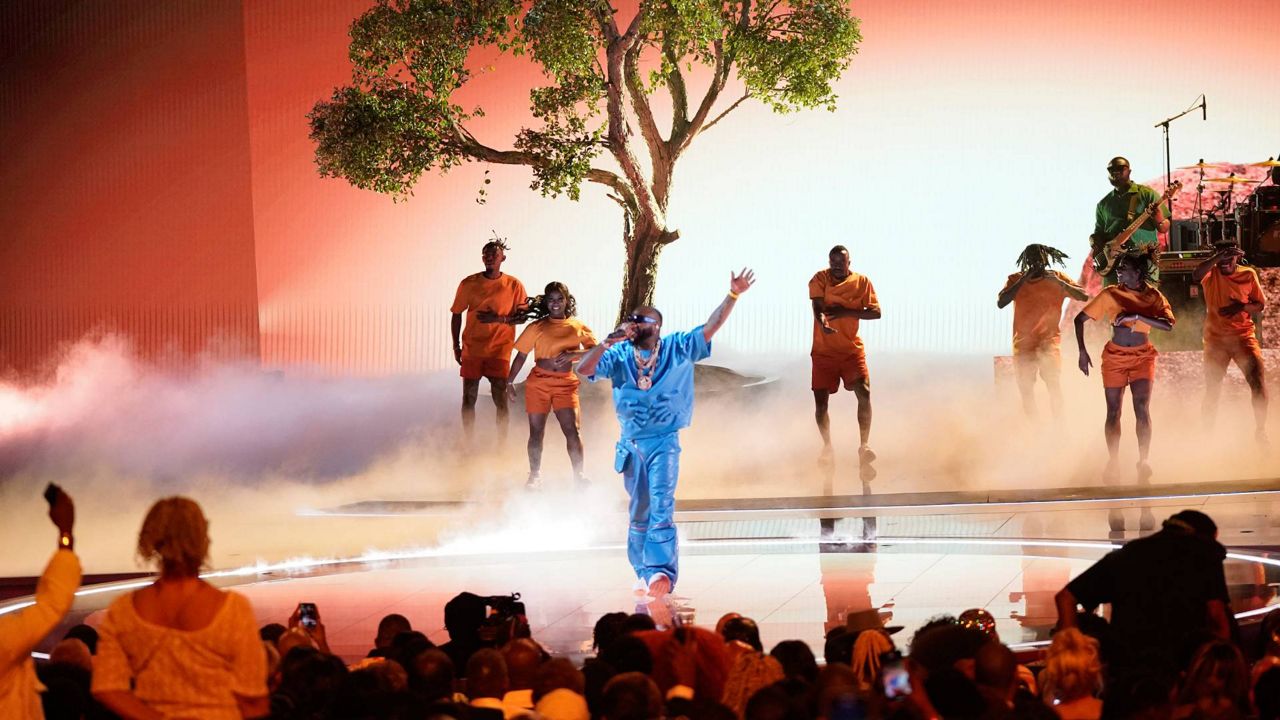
[1163,510,1218,538]
[1107,156,1131,171]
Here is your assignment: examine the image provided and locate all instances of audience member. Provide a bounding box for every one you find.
[442,592,488,677]
[600,672,663,720]
[372,613,412,656]
[536,688,590,720]
[601,634,654,676]
[62,624,98,655]
[721,615,764,653]
[592,612,629,654]
[466,648,510,718]
[259,622,287,648]
[1101,670,1176,720]
[270,646,348,719]
[408,648,455,706]
[533,657,585,701]
[1257,666,1280,720]
[1255,608,1280,685]
[1057,509,1231,680]
[974,641,1057,719]
[502,637,543,714]
[771,639,819,685]
[91,496,269,719]
[845,610,897,693]
[1176,640,1250,719]
[0,485,80,719]
[1040,628,1103,720]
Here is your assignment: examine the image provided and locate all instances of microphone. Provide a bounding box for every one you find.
[1202,95,1207,120]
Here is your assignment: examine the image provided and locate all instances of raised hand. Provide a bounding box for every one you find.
[730,268,756,296]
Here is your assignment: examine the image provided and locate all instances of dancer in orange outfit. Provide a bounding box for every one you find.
[507,282,597,490]
[1074,249,1175,482]
[997,244,1088,418]
[450,239,528,442]
[1192,242,1268,445]
[810,245,880,479]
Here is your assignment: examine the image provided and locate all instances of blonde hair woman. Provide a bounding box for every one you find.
[1040,629,1102,720]
[92,497,268,719]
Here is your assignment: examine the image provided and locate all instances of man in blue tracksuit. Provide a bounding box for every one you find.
[576,269,756,600]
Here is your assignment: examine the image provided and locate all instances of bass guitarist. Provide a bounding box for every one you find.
[1092,157,1170,285]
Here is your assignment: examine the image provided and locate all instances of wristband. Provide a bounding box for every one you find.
[728,291,740,300]
[59,532,73,550]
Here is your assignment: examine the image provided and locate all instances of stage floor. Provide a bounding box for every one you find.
[6,479,1280,663]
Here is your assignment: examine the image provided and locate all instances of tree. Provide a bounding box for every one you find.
[310,0,861,322]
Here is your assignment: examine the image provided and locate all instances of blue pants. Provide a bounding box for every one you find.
[615,433,681,587]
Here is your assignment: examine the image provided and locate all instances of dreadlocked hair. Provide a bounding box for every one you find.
[541,281,577,318]
[483,231,510,253]
[1116,245,1159,283]
[1017,244,1069,272]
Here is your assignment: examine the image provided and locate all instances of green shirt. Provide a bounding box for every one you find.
[1094,182,1165,284]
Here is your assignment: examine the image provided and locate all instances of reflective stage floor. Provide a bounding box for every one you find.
[6,479,1280,663]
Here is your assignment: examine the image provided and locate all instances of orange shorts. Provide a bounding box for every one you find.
[812,350,869,393]
[1204,333,1264,373]
[1101,341,1158,388]
[524,368,580,414]
[460,356,510,381]
[1014,347,1061,382]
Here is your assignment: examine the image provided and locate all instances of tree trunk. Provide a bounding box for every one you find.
[616,223,667,325]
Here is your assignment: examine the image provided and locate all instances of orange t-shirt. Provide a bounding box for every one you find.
[450,272,527,359]
[513,317,597,361]
[1200,266,1264,342]
[1082,284,1175,334]
[1002,271,1072,354]
[809,270,879,357]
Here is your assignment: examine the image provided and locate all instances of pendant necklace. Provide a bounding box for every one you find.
[634,339,660,391]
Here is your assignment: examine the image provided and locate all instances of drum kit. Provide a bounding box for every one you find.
[1181,158,1280,260]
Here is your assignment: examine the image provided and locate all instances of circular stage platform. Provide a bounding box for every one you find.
[5,479,1279,663]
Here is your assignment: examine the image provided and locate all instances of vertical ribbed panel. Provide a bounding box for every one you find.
[0,0,260,377]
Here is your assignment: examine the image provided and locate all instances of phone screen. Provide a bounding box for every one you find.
[881,651,911,699]
[299,603,318,629]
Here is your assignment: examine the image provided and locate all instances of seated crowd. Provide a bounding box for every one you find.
[3,492,1279,719]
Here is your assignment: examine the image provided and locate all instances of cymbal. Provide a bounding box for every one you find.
[1179,161,1225,170]
[1203,176,1260,184]
[1250,158,1280,167]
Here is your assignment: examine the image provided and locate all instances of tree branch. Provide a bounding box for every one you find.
[663,38,690,140]
[624,42,667,167]
[602,7,663,233]
[452,125,637,212]
[673,40,730,155]
[700,92,750,134]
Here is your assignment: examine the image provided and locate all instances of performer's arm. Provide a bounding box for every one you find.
[1206,600,1231,641]
[1053,274,1089,302]
[1116,314,1173,332]
[450,313,463,366]
[505,352,529,400]
[703,268,756,342]
[812,298,835,334]
[1054,588,1079,632]
[576,326,629,379]
[1074,311,1092,376]
[1192,249,1229,283]
[996,275,1026,309]
[1152,201,1170,234]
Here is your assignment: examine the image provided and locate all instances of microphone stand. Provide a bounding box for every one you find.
[1154,94,1207,189]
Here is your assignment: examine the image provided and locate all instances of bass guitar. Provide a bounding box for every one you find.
[1091,180,1181,276]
